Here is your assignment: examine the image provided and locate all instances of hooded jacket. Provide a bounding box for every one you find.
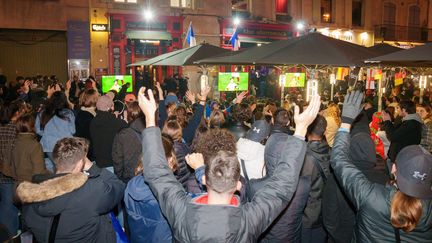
[124,174,172,243]
[16,165,125,243]
[112,117,145,183]
[383,113,423,162]
[330,131,432,243]
[237,138,266,179]
[141,127,306,242]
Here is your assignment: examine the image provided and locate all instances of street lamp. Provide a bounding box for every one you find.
[330,73,336,98]
[233,17,241,26]
[142,9,153,21]
[296,22,305,31]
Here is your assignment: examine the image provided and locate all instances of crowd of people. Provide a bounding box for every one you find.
[0,73,431,243]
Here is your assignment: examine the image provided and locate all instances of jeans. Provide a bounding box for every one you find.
[0,182,19,236]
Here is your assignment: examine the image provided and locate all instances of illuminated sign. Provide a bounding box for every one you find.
[92,24,108,32]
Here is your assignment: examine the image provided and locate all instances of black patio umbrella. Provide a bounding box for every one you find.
[128,43,230,66]
[365,42,432,67]
[195,32,376,67]
[368,43,402,56]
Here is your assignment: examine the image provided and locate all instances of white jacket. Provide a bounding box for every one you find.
[237,138,266,179]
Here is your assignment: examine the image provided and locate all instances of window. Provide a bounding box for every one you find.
[276,0,288,14]
[352,0,363,26]
[321,0,333,23]
[408,5,420,26]
[114,0,137,3]
[383,2,396,24]
[232,0,248,11]
[170,0,192,8]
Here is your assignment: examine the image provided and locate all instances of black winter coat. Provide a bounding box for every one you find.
[90,111,127,168]
[112,117,145,183]
[226,121,250,141]
[17,165,125,243]
[75,109,95,160]
[330,131,432,242]
[382,114,423,162]
[173,141,201,193]
[142,127,307,242]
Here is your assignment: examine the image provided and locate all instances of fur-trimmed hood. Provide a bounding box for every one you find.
[16,173,88,203]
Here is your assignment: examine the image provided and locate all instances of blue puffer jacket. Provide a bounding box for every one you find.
[124,174,172,243]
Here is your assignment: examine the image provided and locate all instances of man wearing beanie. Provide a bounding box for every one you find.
[90,94,127,170]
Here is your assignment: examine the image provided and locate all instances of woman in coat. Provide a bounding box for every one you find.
[124,134,178,243]
[35,91,75,168]
[331,91,432,242]
[75,88,98,160]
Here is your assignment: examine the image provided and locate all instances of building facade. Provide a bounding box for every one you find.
[0,0,431,83]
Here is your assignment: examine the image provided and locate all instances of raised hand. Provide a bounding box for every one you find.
[381,110,391,121]
[341,90,364,125]
[185,153,205,170]
[138,87,157,127]
[21,80,31,94]
[185,90,196,104]
[65,80,71,92]
[197,86,211,103]
[235,91,248,104]
[294,95,321,138]
[156,82,164,101]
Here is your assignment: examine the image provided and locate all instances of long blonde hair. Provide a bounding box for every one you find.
[323,104,341,126]
[390,190,423,232]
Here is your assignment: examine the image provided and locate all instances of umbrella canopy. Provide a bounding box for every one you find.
[365,43,432,67]
[128,43,230,67]
[195,32,376,67]
[368,43,402,56]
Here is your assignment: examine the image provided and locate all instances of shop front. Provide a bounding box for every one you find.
[108,13,183,88]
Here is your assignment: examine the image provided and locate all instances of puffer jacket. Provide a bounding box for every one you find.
[330,131,432,243]
[112,118,145,183]
[124,174,172,243]
[301,140,330,229]
[141,127,307,242]
[237,138,266,179]
[383,113,423,162]
[17,165,125,243]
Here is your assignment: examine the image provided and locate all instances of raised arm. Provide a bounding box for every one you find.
[243,95,321,234]
[138,87,189,233]
[330,91,375,209]
[156,82,168,129]
[182,86,210,144]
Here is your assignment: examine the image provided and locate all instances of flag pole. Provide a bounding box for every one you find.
[183,21,192,47]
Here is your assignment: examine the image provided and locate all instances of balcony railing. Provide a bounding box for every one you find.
[374,24,430,43]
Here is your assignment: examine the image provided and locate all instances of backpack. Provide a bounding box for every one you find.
[240,159,268,202]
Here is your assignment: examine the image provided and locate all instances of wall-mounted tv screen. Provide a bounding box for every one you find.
[102,75,133,93]
[284,73,306,87]
[218,72,249,91]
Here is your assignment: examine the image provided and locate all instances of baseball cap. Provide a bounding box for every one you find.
[96,95,114,111]
[396,145,432,199]
[245,120,270,143]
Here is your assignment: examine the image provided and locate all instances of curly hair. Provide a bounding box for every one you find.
[193,128,237,162]
[323,103,341,126]
[233,103,252,123]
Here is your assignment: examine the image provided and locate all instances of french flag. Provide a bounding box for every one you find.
[186,22,197,47]
[230,28,240,51]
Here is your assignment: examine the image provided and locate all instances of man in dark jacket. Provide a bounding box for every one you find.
[90,94,127,169]
[301,115,331,243]
[17,137,125,243]
[137,88,321,242]
[382,100,423,162]
[226,103,252,140]
[270,108,294,136]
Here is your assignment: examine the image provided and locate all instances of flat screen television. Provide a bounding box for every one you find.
[218,72,249,91]
[284,73,306,87]
[101,75,133,93]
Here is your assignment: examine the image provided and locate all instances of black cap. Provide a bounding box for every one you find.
[396,145,432,199]
[245,120,270,143]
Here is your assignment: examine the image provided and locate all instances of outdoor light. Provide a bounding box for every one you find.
[233,17,241,26]
[420,75,428,89]
[142,9,153,20]
[296,22,305,31]
[360,32,368,41]
[257,43,262,47]
[344,31,353,38]
[320,28,330,36]
[332,30,341,39]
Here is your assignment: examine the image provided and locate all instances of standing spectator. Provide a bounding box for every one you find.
[270,108,293,135]
[330,91,432,242]
[382,100,423,162]
[12,113,47,182]
[75,89,98,161]
[417,104,432,152]
[322,103,341,147]
[35,91,75,170]
[226,100,252,141]
[0,99,27,237]
[17,137,125,242]
[301,115,330,243]
[68,75,84,103]
[164,79,179,106]
[90,94,127,170]
[124,134,178,243]
[112,101,145,183]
